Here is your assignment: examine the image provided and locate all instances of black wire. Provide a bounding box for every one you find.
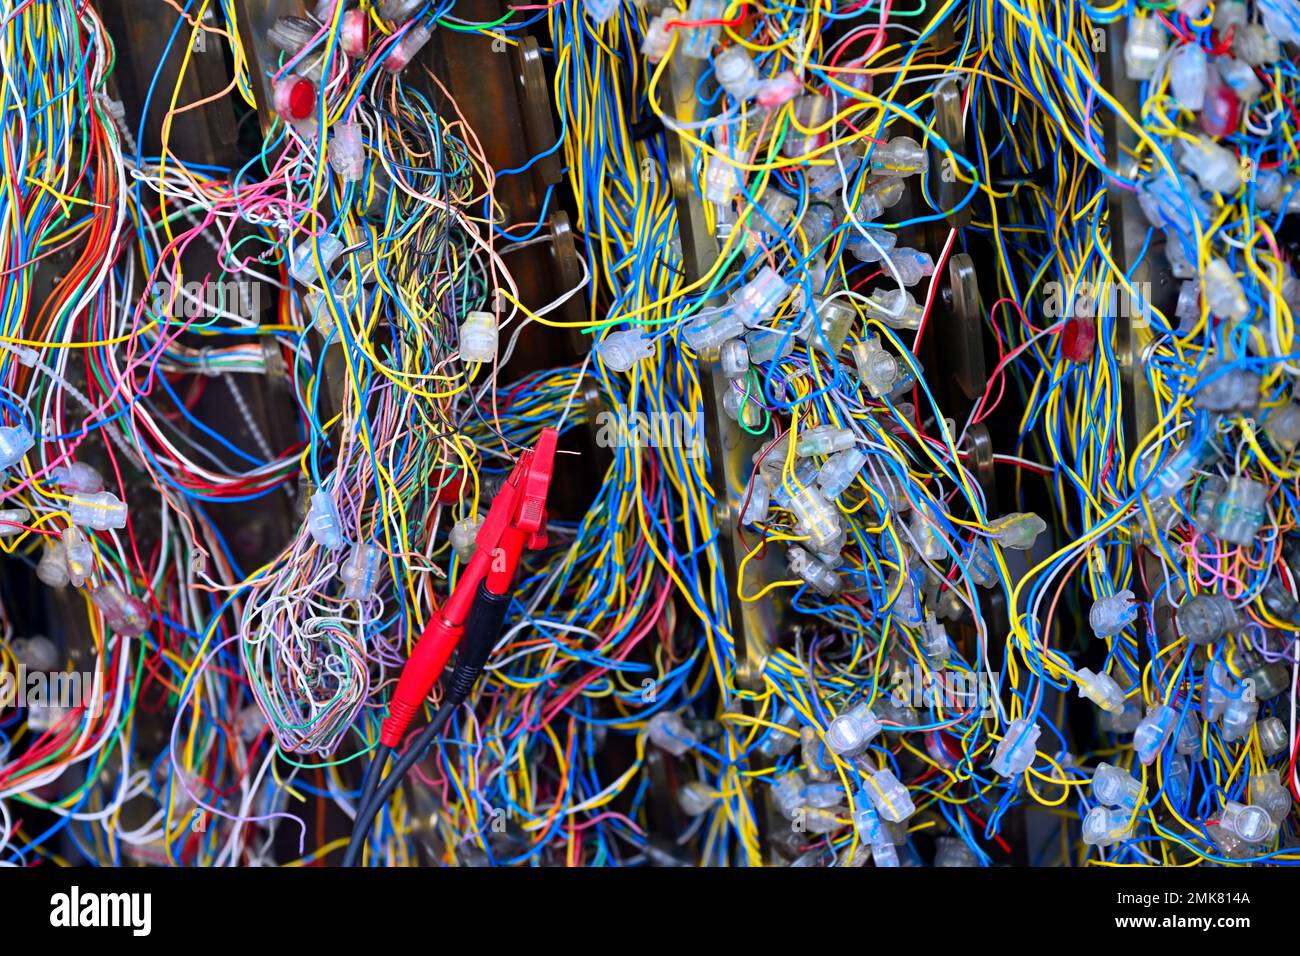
[342,706,455,867]
[341,742,392,868]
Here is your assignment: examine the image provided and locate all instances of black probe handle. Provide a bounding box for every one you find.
[443,582,511,705]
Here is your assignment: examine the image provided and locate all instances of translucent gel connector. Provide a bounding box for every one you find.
[1221,694,1257,741]
[803,726,831,781]
[890,563,924,627]
[704,159,739,204]
[340,543,382,601]
[1170,42,1208,110]
[69,491,127,531]
[340,9,371,58]
[851,334,900,399]
[816,447,867,500]
[1235,23,1279,65]
[289,234,344,286]
[583,0,619,23]
[1099,698,1143,734]
[1203,257,1249,322]
[1203,660,1233,722]
[1210,476,1269,545]
[1076,668,1125,714]
[449,515,481,560]
[745,327,793,364]
[1263,402,1300,453]
[768,456,816,508]
[1167,753,1192,806]
[1145,431,1213,502]
[796,425,855,458]
[1176,593,1238,645]
[802,296,854,354]
[1220,800,1276,845]
[1134,705,1177,765]
[881,247,935,287]
[1092,761,1144,809]
[11,635,59,672]
[911,502,944,560]
[1174,279,1201,334]
[459,311,498,364]
[90,581,149,637]
[991,718,1040,778]
[1256,715,1288,755]
[678,0,722,59]
[1124,15,1166,80]
[1090,589,1138,638]
[964,538,999,589]
[0,424,33,472]
[781,94,829,158]
[806,145,860,196]
[713,46,759,101]
[678,781,716,817]
[595,329,655,372]
[1193,361,1261,414]
[852,793,890,847]
[306,490,345,551]
[758,703,800,757]
[802,782,844,809]
[935,837,979,867]
[988,512,1046,550]
[824,701,882,756]
[49,461,102,494]
[864,768,915,823]
[273,74,317,123]
[871,136,928,177]
[380,0,425,21]
[1218,55,1263,103]
[730,267,790,327]
[860,288,923,330]
[0,508,27,537]
[682,310,744,351]
[741,476,771,525]
[62,527,95,588]
[1251,770,1292,824]
[772,772,806,819]
[1082,806,1131,847]
[640,12,672,62]
[646,711,698,756]
[844,227,897,262]
[383,22,433,73]
[799,204,836,249]
[754,71,803,109]
[1261,0,1300,43]
[1177,135,1242,194]
[921,612,949,665]
[266,15,317,55]
[722,387,762,428]
[853,177,905,222]
[788,546,840,596]
[719,338,748,378]
[328,122,365,182]
[36,541,69,589]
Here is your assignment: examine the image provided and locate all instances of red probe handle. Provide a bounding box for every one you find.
[380,617,462,748]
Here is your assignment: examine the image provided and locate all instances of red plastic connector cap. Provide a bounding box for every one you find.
[273,75,317,122]
[431,467,464,504]
[1200,77,1241,139]
[1061,316,1096,364]
[341,9,370,58]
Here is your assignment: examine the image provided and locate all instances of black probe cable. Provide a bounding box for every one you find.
[342,582,512,867]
